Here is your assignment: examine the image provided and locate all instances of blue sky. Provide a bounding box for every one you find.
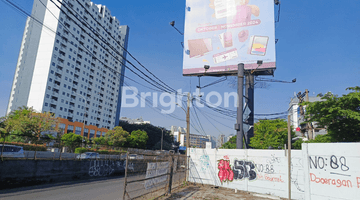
[0,0,359,138]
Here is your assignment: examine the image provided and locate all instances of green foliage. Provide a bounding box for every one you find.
[74,147,125,155]
[21,145,47,151]
[118,121,173,150]
[61,132,82,153]
[307,134,333,143]
[0,107,58,144]
[293,134,333,149]
[221,136,237,149]
[93,136,107,145]
[105,126,129,147]
[250,119,295,149]
[0,141,47,151]
[292,139,303,149]
[152,140,173,150]
[303,86,360,142]
[126,130,148,148]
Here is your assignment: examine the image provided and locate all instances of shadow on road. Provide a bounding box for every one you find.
[160,186,202,200]
[0,175,124,197]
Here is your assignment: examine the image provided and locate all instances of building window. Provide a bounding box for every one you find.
[67,125,74,133]
[75,127,82,135]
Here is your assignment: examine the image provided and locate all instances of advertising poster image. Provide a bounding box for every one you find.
[183,0,276,76]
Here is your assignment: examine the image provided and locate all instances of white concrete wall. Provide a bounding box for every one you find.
[303,143,360,200]
[188,143,360,200]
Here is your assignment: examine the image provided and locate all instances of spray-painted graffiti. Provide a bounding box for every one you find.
[309,155,350,172]
[267,154,281,164]
[218,156,234,183]
[89,160,115,177]
[257,173,284,182]
[291,157,305,192]
[199,155,211,172]
[233,160,257,181]
[310,173,353,188]
[256,164,274,174]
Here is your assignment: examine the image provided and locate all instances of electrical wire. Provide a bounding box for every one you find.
[47,0,177,94]
[54,0,177,94]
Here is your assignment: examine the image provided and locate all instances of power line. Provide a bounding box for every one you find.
[47,0,177,94]
[68,0,177,94]
[52,0,177,94]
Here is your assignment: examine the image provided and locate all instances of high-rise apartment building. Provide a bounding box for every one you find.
[7,0,129,130]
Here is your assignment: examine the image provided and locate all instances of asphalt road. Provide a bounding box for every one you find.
[0,176,125,200]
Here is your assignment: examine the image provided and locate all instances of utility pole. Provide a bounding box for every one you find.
[244,73,254,148]
[287,115,291,200]
[161,128,164,151]
[236,63,244,149]
[186,93,190,150]
[304,89,313,140]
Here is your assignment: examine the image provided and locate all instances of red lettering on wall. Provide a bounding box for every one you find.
[357,177,360,188]
[309,173,352,188]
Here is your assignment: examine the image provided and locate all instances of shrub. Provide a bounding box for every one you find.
[1,142,47,151]
[74,147,125,155]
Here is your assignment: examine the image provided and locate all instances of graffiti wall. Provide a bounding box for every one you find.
[303,143,360,200]
[188,143,360,200]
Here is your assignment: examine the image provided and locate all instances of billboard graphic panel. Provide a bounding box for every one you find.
[183,0,276,76]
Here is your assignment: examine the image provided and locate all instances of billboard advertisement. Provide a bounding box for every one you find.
[183,0,276,76]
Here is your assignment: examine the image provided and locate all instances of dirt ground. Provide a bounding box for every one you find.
[156,184,284,200]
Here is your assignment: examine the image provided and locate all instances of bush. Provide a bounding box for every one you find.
[293,134,333,149]
[0,142,47,151]
[74,147,125,155]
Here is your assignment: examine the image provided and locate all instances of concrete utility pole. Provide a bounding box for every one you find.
[161,128,164,151]
[236,63,244,149]
[186,93,190,150]
[287,115,292,200]
[304,89,314,140]
[244,73,254,148]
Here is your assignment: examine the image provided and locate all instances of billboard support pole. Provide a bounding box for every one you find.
[244,73,255,148]
[236,63,244,149]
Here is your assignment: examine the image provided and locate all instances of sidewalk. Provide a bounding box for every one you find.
[156,184,283,200]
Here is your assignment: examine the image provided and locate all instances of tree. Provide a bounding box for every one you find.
[303,86,360,142]
[221,136,237,149]
[105,126,129,147]
[250,119,295,149]
[61,132,82,153]
[0,107,58,144]
[126,130,148,149]
[118,121,174,150]
[293,134,332,149]
[92,136,108,148]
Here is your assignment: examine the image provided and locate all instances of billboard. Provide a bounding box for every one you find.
[183,0,276,76]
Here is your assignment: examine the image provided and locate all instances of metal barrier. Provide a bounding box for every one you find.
[123,149,188,200]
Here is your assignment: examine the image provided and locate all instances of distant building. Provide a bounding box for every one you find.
[227,134,235,143]
[170,125,209,148]
[119,117,150,125]
[7,0,130,130]
[217,134,226,148]
[288,93,327,139]
[207,135,217,148]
